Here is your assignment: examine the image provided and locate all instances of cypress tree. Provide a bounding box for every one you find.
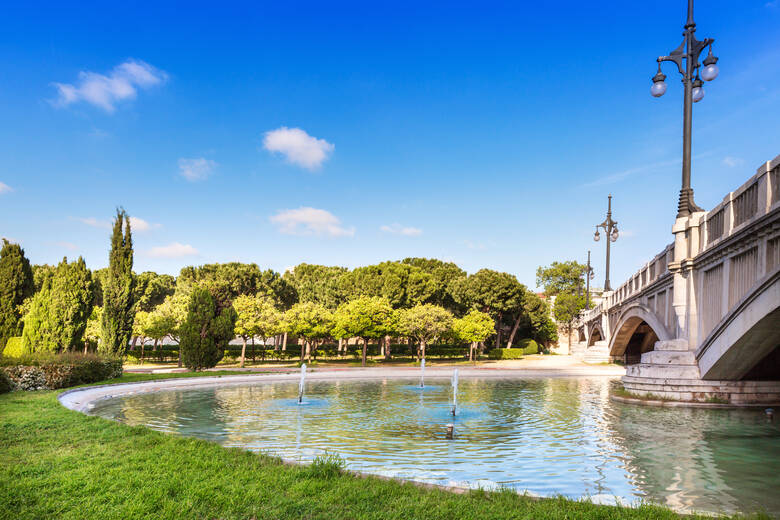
[0,239,34,347]
[22,257,93,353]
[100,209,135,355]
[180,286,237,371]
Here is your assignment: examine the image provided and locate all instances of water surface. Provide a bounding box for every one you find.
[88,377,780,515]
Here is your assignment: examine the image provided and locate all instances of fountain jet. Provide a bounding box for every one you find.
[451,368,459,416]
[419,358,426,388]
[298,363,306,404]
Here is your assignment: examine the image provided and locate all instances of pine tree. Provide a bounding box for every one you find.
[100,209,135,355]
[0,239,34,347]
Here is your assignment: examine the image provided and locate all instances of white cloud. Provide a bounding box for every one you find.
[56,241,78,251]
[52,59,167,113]
[723,156,744,168]
[178,157,217,181]
[129,216,160,232]
[148,242,199,258]
[380,223,423,236]
[263,127,334,170]
[270,207,354,237]
[74,217,111,229]
[0,182,12,194]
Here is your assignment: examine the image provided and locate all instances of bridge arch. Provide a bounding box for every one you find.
[587,323,604,347]
[697,271,780,381]
[608,303,672,363]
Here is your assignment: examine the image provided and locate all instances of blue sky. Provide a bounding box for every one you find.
[1,1,779,289]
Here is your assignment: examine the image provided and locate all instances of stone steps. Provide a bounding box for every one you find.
[640,349,696,365]
[625,363,700,379]
[582,341,611,364]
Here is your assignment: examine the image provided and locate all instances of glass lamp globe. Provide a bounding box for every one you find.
[692,86,705,103]
[594,231,601,242]
[611,230,619,242]
[650,81,667,98]
[701,63,719,81]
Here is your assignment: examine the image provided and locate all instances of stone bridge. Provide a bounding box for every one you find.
[574,154,780,404]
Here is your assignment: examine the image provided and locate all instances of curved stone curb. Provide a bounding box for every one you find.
[58,367,624,414]
[611,394,780,409]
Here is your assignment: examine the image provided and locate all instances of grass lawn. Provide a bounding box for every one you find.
[0,375,764,519]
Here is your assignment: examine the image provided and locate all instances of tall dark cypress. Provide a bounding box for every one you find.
[100,209,135,355]
[0,239,34,347]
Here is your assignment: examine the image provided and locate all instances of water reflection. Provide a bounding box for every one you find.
[88,377,780,515]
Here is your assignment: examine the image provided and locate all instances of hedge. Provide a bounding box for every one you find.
[487,348,525,360]
[0,353,123,391]
[2,336,24,358]
[517,339,540,355]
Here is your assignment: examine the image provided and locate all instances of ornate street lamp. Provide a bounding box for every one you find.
[650,0,719,218]
[594,195,619,291]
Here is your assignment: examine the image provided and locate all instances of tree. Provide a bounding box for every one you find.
[133,272,175,312]
[452,310,495,361]
[101,209,135,355]
[179,286,237,371]
[536,261,588,297]
[151,291,189,367]
[553,291,586,354]
[453,269,523,347]
[397,304,453,361]
[284,264,347,309]
[233,295,284,367]
[0,239,34,347]
[332,297,394,366]
[22,257,93,353]
[284,302,333,362]
[84,306,103,353]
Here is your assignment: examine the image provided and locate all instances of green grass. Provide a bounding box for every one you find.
[0,386,766,519]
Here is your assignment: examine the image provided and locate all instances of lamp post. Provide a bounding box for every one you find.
[585,250,595,310]
[594,195,619,291]
[650,0,719,218]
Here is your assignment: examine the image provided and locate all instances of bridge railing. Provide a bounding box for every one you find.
[699,154,780,255]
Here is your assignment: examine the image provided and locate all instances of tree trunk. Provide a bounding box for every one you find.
[282,332,287,351]
[478,341,485,357]
[176,337,182,368]
[240,336,247,368]
[361,337,368,367]
[379,336,385,357]
[252,336,256,361]
[84,339,89,354]
[338,338,343,356]
[469,341,474,362]
[568,321,573,356]
[507,312,522,348]
[384,336,392,360]
[129,336,138,352]
[420,339,426,361]
[140,341,145,365]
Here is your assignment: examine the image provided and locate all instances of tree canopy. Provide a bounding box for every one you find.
[101,209,135,355]
[536,261,588,296]
[0,239,34,346]
[332,296,394,366]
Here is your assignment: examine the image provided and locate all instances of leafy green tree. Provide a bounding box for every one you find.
[402,258,466,311]
[101,209,135,355]
[553,291,586,353]
[452,310,495,361]
[32,264,56,293]
[332,296,394,366]
[397,304,453,360]
[284,264,347,309]
[0,239,34,347]
[233,295,282,367]
[453,269,523,347]
[179,286,237,371]
[133,272,175,312]
[536,261,588,297]
[284,302,333,361]
[84,306,103,353]
[22,257,93,353]
[151,290,190,367]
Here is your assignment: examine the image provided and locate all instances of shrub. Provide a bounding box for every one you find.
[180,287,237,371]
[487,348,524,360]
[0,352,123,390]
[2,336,24,358]
[518,339,540,355]
[0,369,13,393]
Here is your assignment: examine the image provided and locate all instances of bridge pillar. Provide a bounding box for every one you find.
[669,212,706,349]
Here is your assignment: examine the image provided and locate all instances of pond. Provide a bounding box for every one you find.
[88,377,780,515]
